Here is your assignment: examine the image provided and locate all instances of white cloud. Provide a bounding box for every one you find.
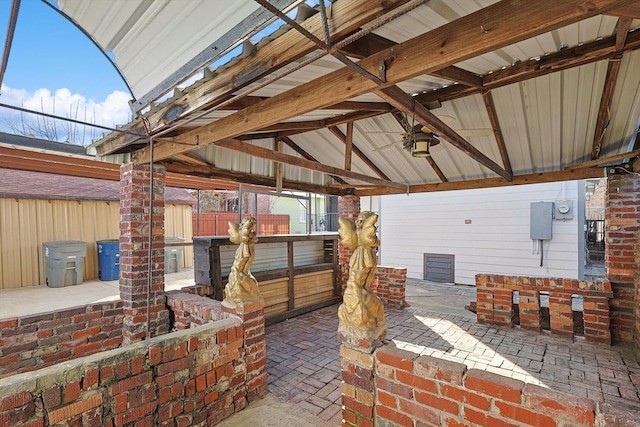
[1,84,131,127]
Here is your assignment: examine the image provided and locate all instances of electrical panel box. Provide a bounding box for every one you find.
[554,200,573,220]
[530,202,553,240]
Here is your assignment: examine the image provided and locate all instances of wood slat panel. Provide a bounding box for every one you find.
[293,270,333,308]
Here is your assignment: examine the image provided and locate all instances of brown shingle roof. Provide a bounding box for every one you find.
[0,168,195,205]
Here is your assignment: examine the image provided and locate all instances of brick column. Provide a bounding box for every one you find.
[549,292,573,337]
[340,345,376,427]
[119,163,169,344]
[222,299,268,402]
[518,290,541,331]
[493,289,513,327]
[475,274,494,324]
[375,266,407,310]
[583,295,611,344]
[605,174,639,345]
[338,195,360,294]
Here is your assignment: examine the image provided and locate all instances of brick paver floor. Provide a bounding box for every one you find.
[265,303,640,424]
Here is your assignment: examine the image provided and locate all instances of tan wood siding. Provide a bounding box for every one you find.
[0,199,193,289]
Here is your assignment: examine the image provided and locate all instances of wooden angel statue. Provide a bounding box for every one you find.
[225,216,261,302]
[337,211,386,346]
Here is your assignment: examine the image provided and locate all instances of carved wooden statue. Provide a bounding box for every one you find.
[337,212,386,348]
[225,216,261,302]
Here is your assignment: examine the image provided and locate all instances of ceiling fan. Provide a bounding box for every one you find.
[368,115,493,157]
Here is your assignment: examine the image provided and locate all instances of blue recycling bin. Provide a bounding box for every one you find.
[97,240,120,281]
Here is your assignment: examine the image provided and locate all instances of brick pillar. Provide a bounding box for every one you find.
[493,289,513,327]
[222,299,268,402]
[338,195,360,294]
[518,289,541,331]
[549,291,573,337]
[340,345,375,427]
[375,266,407,310]
[119,163,169,344]
[605,174,639,344]
[475,274,494,324]
[583,295,611,344]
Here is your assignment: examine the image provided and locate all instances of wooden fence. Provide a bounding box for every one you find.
[192,212,290,236]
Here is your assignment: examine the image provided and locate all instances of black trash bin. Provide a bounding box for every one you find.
[97,240,120,281]
[43,241,88,287]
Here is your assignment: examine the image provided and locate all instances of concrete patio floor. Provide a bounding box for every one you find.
[2,273,639,425]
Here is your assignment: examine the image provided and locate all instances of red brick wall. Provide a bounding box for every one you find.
[341,344,638,427]
[605,174,639,348]
[0,317,252,427]
[0,302,123,379]
[373,266,407,310]
[476,274,613,344]
[166,291,225,329]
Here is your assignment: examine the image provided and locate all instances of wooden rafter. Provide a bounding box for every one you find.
[340,33,482,87]
[425,156,448,182]
[355,168,604,196]
[274,138,284,192]
[344,122,353,171]
[416,29,640,107]
[591,17,632,159]
[377,85,512,180]
[327,126,390,180]
[279,136,347,185]
[96,0,412,155]
[482,91,512,175]
[213,139,407,190]
[162,158,351,195]
[135,0,631,165]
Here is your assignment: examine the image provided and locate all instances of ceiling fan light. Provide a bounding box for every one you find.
[412,139,430,157]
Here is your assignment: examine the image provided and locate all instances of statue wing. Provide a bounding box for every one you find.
[338,218,358,250]
[228,221,242,244]
[359,213,380,248]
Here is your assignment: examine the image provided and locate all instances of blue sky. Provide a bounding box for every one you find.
[0,0,132,143]
[1,0,129,101]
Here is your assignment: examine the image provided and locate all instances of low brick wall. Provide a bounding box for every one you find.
[373,266,407,310]
[476,274,613,344]
[341,344,639,427]
[166,291,225,329]
[0,302,123,379]
[0,317,254,426]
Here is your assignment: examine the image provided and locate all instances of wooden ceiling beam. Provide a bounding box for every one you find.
[425,156,448,182]
[416,29,640,106]
[354,167,604,196]
[162,159,350,195]
[377,85,512,180]
[327,126,391,180]
[482,91,513,175]
[213,139,407,190]
[344,122,353,171]
[279,136,347,185]
[0,146,240,190]
[607,2,640,17]
[134,0,633,164]
[341,33,483,88]
[96,0,412,156]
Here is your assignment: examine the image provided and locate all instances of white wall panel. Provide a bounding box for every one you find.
[379,181,582,285]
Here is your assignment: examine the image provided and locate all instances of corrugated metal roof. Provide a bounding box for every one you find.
[53,0,640,195]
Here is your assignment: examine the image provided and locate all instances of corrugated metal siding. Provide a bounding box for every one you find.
[58,0,262,98]
[602,51,640,156]
[379,181,581,285]
[0,199,193,289]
